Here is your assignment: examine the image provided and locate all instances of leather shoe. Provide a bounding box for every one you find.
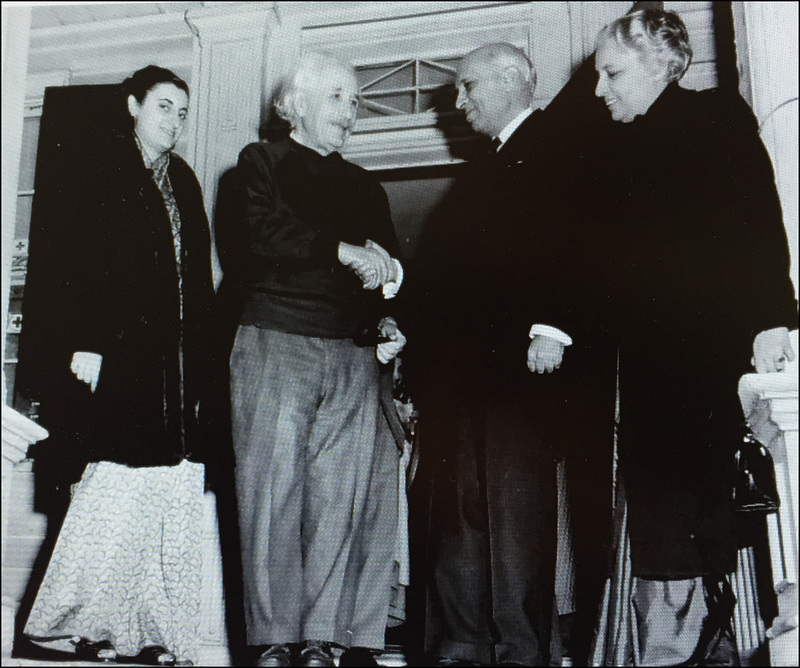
[299,639,334,667]
[256,643,292,668]
[340,646,379,666]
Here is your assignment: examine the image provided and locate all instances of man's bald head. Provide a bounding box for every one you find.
[455,43,537,137]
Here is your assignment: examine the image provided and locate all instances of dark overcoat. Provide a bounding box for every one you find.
[405,111,617,449]
[18,131,217,472]
[602,84,798,577]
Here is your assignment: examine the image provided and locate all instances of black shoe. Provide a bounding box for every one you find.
[134,645,177,666]
[693,578,741,667]
[299,640,334,667]
[71,637,117,662]
[256,643,293,668]
[340,646,380,666]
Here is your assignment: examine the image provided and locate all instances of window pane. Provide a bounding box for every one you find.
[361,91,414,115]
[19,116,41,192]
[15,194,33,240]
[420,61,457,87]
[357,61,414,92]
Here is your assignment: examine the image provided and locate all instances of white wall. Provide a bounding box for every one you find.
[734,1,799,302]
[1,6,31,403]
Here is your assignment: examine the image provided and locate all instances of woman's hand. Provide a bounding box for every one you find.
[752,327,795,373]
[70,352,103,392]
[377,317,407,364]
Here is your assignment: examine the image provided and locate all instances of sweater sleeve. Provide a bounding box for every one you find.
[238,143,341,263]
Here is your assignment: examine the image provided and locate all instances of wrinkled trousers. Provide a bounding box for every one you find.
[230,326,398,649]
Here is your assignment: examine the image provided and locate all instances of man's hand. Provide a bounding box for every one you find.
[752,327,795,373]
[365,240,397,276]
[71,351,103,392]
[366,240,403,298]
[377,317,407,364]
[527,335,564,374]
[338,241,395,289]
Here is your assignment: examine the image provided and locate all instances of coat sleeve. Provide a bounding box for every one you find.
[708,90,797,336]
[238,143,341,263]
[55,160,120,358]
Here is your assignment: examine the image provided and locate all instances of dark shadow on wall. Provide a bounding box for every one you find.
[377,81,475,666]
[428,82,492,163]
[258,108,291,143]
[208,163,253,667]
[712,1,740,92]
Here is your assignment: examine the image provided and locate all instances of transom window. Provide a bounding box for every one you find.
[355,57,461,120]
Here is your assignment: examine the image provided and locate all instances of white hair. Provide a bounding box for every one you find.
[274,51,357,129]
[598,9,692,82]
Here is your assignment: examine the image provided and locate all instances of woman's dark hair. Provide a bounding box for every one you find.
[122,65,190,103]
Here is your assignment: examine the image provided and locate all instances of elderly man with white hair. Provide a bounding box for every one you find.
[227,51,405,668]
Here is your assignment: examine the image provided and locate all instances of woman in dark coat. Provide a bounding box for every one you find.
[21,66,216,666]
[592,9,797,666]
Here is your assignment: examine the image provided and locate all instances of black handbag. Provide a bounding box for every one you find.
[733,433,780,513]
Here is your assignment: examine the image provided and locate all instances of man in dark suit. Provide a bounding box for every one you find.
[406,43,615,666]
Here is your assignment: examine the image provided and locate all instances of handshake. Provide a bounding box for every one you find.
[338,239,401,293]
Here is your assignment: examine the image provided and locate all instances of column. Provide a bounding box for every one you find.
[733,1,799,299]
[738,330,799,666]
[183,7,277,663]
[2,5,32,399]
[2,411,48,659]
[1,6,43,658]
[567,1,632,64]
[184,2,275,288]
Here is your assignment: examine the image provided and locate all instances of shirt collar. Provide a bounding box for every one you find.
[495,107,534,150]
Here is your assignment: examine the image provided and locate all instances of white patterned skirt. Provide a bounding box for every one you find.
[24,458,205,664]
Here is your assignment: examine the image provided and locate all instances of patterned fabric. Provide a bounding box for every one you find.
[135,133,184,316]
[24,460,205,664]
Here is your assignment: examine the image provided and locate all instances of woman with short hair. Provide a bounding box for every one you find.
[592,9,796,666]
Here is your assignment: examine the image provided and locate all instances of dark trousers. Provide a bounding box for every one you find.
[564,423,614,663]
[425,391,558,666]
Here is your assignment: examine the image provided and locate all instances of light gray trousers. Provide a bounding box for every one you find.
[230,326,398,649]
[632,577,708,666]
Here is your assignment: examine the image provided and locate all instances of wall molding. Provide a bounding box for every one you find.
[24,70,71,106]
[274,1,521,28]
[27,8,195,87]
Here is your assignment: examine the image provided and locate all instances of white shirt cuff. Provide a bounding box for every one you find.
[529,324,572,346]
[383,258,404,299]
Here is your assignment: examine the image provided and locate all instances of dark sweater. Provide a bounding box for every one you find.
[233,138,399,340]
